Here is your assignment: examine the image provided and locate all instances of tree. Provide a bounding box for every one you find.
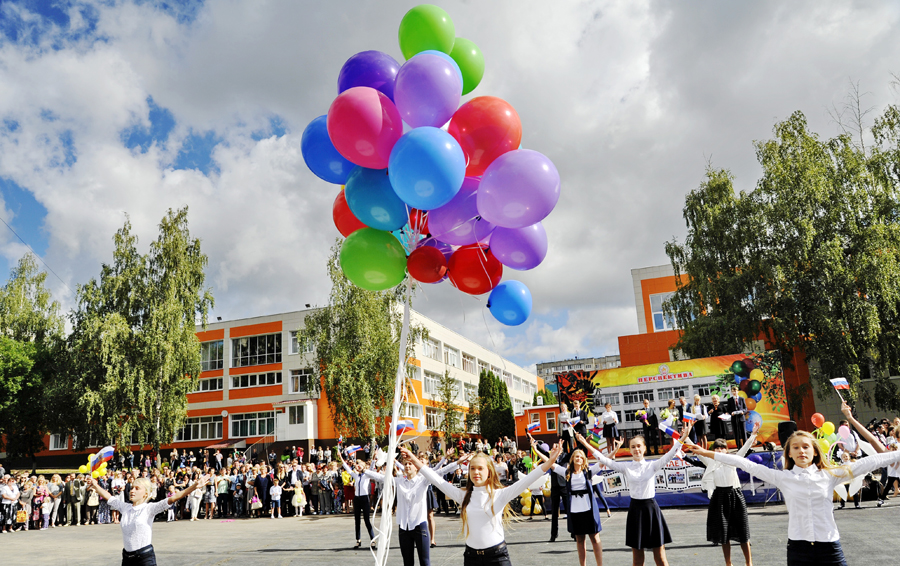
[665,106,900,412]
[434,370,464,442]
[59,208,214,457]
[299,242,423,439]
[533,387,557,406]
[494,378,516,441]
[0,253,65,460]
[476,369,516,443]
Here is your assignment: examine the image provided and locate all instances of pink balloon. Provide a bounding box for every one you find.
[838,425,852,440]
[428,177,495,245]
[326,86,403,169]
[490,222,548,271]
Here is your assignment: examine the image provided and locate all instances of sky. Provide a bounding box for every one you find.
[1,0,899,371]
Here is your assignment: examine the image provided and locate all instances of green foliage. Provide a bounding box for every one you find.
[0,253,64,345]
[476,369,516,443]
[665,105,900,413]
[59,207,213,454]
[299,241,423,439]
[434,370,464,441]
[533,387,557,406]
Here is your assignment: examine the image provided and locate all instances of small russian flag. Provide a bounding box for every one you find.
[346,445,362,454]
[527,421,540,433]
[683,412,696,422]
[658,421,681,440]
[396,420,414,435]
[830,378,850,390]
[567,416,581,427]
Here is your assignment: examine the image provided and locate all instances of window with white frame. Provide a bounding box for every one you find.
[501,370,511,387]
[289,369,314,394]
[424,371,440,395]
[288,405,305,425]
[423,338,441,361]
[650,292,677,331]
[546,412,557,431]
[513,376,522,391]
[596,392,620,406]
[492,366,502,379]
[694,383,718,397]
[462,353,476,374]
[444,345,461,369]
[49,433,67,451]
[657,386,688,401]
[624,411,639,423]
[231,334,282,367]
[289,331,314,355]
[230,412,275,438]
[402,403,423,419]
[176,416,223,442]
[464,383,477,403]
[231,371,282,389]
[478,360,490,375]
[530,413,540,424]
[407,365,422,381]
[200,340,224,371]
[623,389,654,404]
[426,407,442,429]
[514,399,524,414]
[193,377,223,392]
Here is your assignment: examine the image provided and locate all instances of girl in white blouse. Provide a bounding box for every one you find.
[577,422,693,566]
[85,474,209,566]
[688,429,900,566]
[402,443,563,566]
[600,402,620,456]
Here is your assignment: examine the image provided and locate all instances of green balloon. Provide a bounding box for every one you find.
[449,37,484,95]
[746,379,762,396]
[340,228,407,291]
[398,4,455,60]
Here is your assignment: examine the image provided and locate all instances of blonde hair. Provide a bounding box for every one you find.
[459,453,515,539]
[711,394,720,402]
[783,431,846,478]
[566,449,587,482]
[132,478,153,505]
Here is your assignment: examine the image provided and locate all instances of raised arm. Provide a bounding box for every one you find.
[496,443,563,508]
[846,449,900,482]
[841,400,885,453]
[649,437,686,474]
[84,478,113,501]
[698,450,784,487]
[735,422,761,458]
[577,433,628,472]
[401,447,464,503]
[363,469,386,483]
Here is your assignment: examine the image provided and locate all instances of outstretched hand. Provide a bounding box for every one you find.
[613,437,625,452]
[840,400,853,419]
[547,442,563,462]
[752,421,761,435]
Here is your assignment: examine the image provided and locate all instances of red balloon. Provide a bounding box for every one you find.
[448,244,503,295]
[448,96,522,177]
[811,412,825,428]
[333,190,367,237]
[407,245,447,283]
[409,209,429,235]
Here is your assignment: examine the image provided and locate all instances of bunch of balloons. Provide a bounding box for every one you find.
[77,445,114,479]
[730,358,764,432]
[519,490,541,516]
[301,4,560,327]
[810,412,840,459]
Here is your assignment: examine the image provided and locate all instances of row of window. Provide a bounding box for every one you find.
[607,383,718,407]
[199,331,314,373]
[538,358,622,374]
[420,338,537,398]
[190,369,315,394]
[231,371,282,389]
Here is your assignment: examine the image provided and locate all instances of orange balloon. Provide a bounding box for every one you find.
[811,412,825,428]
[746,398,757,411]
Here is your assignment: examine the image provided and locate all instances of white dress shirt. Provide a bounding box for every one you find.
[420,465,546,549]
[590,441,683,500]
[601,411,619,425]
[715,449,900,542]
[559,411,572,434]
[696,434,757,493]
[365,469,430,530]
[551,463,604,513]
[107,497,171,551]
[342,463,374,497]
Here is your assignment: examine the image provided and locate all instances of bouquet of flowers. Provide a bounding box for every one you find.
[660,408,672,421]
[635,409,648,423]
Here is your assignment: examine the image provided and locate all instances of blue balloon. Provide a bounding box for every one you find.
[418,50,463,88]
[745,410,762,433]
[487,281,533,326]
[301,115,354,184]
[337,50,400,101]
[389,127,465,210]
[752,392,762,402]
[344,167,409,231]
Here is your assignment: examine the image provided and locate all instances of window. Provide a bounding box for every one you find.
[624,411,639,423]
[462,353,476,374]
[650,292,677,331]
[501,370,511,387]
[443,345,461,368]
[49,433,67,451]
[231,334,282,367]
[478,360,490,375]
[231,412,275,437]
[513,376,522,391]
[200,340,224,371]
[546,412,557,431]
[231,371,282,389]
[623,389,654,404]
[176,416,223,442]
[426,407,442,429]
[407,365,422,381]
[289,331,314,355]
[530,413,540,424]
[288,405,305,425]
[657,386,688,401]
[424,371,440,395]
[695,383,717,397]
[514,399,524,414]
[423,338,441,361]
[492,366,502,379]
[402,403,423,419]
[193,377,223,392]
[595,392,620,406]
[464,383,477,403]
[289,369,313,394]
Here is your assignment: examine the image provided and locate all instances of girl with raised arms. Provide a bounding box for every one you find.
[401,442,563,566]
[576,421,693,566]
[687,427,900,566]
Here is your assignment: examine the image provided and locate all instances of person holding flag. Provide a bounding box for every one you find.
[337,451,376,549]
[527,421,541,434]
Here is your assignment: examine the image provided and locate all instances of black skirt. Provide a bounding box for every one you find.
[425,485,438,511]
[603,424,619,440]
[693,419,707,436]
[707,487,750,544]
[625,498,672,549]
[569,510,599,535]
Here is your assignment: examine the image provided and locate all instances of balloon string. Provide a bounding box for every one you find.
[481,304,509,375]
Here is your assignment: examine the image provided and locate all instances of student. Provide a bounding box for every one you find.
[403,442,564,566]
[85,474,209,566]
[577,422,693,566]
[533,441,605,566]
[338,452,377,549]
[270,480,283,518]
[600,402,621,456]
[688,394,709,449]
[693,421,760,566]
[687,429,900,566]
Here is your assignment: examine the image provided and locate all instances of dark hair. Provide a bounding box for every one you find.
[712,438,728,450]
[629,434,646,447]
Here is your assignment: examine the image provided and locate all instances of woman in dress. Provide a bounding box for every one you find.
[98,475,112,524]
[600,402,621,456]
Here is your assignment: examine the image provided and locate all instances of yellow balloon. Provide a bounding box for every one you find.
[99,462,107,470]
[738,390,748,399]
[822,422,835,436]
[91,470,100,479]
[78,465,87,474]
[542,488,551,498]
[521,505,531,516]
[533,503,542,514]
[817,439,831,455]
[749,368,764,382]
[520,491,530,499]
[100,470,107,478]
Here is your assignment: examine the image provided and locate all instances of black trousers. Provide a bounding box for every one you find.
[561,433,574,454]
[310,491,319,514]
[435,489,449,514]
[732,417,749,448]
[786,540,847,566]
[399,521,430,566]
[122,545,156,566]
[464,542,511,566]
[354,495,374,541]
[643,426,659,454]
[550,487,567,539]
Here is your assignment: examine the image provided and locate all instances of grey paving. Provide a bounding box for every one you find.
[1,502,898,565]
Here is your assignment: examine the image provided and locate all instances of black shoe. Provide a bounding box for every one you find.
[550,536,557,542]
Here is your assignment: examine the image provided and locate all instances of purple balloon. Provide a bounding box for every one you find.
[490,222,548,271]
[429,177,496,245]
[338,50,401,101]
[417,238,454,283]
[477,149,560,229]
[394,53,462,128]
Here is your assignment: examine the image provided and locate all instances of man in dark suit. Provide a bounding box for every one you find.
[726,385,749,449]
[571,400,589,439]
[640,398,660,455]
[65,474,84,526]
